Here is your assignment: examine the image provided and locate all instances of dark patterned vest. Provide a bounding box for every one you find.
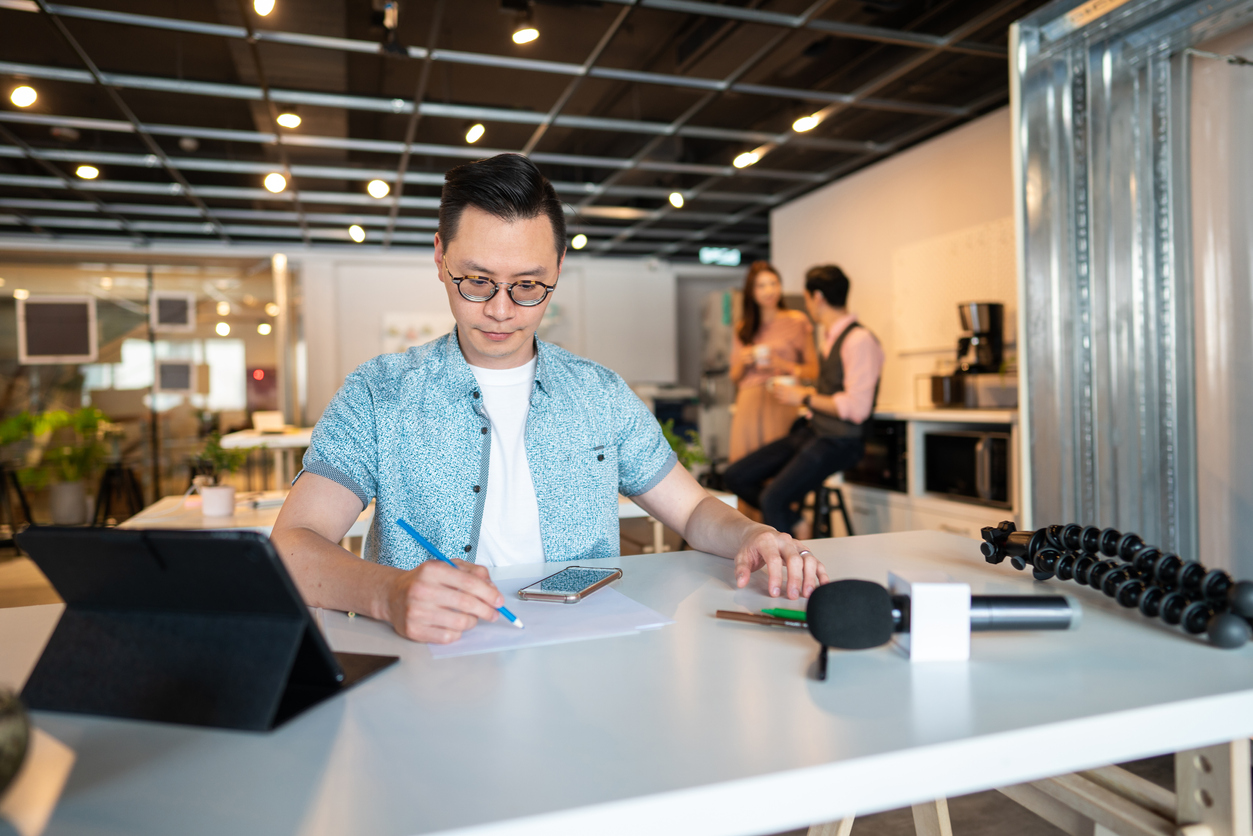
[811,321,879,439]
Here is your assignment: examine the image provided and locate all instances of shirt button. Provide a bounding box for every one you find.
[473,485,481,493]
[464,545,472,553]
[481,427,488,434]
[472,391,480,399]
[597,454,605,461]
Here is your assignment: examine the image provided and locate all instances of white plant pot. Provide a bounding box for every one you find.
[200,485,236,517]
[49,480,89,525]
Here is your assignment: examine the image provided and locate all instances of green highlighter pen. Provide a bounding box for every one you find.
[761,608,807,621]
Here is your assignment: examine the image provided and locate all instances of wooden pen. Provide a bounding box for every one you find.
[715,610,807,628]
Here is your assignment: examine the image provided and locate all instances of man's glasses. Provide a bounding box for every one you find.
[443,259,555,307]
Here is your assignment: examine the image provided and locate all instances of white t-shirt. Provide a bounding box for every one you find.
[468,358,545,566]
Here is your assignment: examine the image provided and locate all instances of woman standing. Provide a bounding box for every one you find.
[729,261,819,463]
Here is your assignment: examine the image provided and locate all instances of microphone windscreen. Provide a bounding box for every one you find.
[807,579,895,649]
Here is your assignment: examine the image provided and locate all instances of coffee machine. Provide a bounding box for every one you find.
[956,302,1004,374]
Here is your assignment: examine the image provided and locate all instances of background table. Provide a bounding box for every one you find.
[2,530,1252,836]
[219,428,314,489]
[119,493,374,539]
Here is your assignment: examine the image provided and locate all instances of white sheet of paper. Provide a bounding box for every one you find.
[427,575,672,659]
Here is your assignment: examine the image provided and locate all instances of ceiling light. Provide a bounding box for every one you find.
[10,86,36,108]
[257,323,272,335]
[75,164,99,180]
[733,151,760,169]
[13,288,30,300]
[792,114,821,133]
[100,276,112,288]
[253,0,275,15]
[263,172,287,193]
[348,224,366,243]
[512,10,538,44]
[367,179,390,199]
[276,112,301,129]
[179,136,199,152]
[216,301,231,316]
[465,123,485,144]
[571,234,587,250]
[215,322,231,336]
[264,302,280,316]
[668,192,685,209]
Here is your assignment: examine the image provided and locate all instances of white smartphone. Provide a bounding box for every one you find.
[516,566,623,603]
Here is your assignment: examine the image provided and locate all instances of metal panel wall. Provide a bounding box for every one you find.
[1012,0,1253,554]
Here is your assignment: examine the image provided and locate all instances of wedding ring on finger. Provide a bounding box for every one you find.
[798,549,813,558]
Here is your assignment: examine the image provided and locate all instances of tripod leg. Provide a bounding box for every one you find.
[10,471,33,526]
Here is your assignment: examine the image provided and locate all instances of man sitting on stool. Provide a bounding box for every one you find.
[724,265,884,537]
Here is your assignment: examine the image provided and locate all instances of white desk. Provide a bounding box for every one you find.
[219,428,314,488]
[2,530,1252,836]
[119,494,374,539]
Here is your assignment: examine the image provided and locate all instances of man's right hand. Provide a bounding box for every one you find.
[382,558,506,644]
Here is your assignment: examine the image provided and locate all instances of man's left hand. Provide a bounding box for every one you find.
[734,526,829,599]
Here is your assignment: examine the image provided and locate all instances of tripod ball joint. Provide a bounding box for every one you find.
[979,521,1253,649]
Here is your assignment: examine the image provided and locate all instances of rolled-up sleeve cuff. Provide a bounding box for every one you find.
[622,450,678,497]
[294,462,370,510]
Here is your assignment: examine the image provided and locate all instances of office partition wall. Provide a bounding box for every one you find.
[1012,0,1253,569]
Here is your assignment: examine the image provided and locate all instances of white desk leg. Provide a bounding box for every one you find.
[1177,740,1252,836]
[911,799,953,836]
[807,817,854,836]
[642,517,669,554]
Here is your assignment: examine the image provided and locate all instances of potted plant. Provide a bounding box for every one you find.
[36,408,107,525]
[192,432,248,516]
[660,419,708,474]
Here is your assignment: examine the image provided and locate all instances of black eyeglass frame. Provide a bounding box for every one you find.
[443,259,556,307]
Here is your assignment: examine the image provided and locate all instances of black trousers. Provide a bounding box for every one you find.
[723,423,864,533]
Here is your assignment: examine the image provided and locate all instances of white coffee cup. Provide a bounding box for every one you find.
[753,344,772,368]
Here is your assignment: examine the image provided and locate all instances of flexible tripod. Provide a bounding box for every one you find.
[980,521,1253,649]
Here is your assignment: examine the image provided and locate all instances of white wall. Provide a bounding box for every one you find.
[296,251,678,422]
[770,108,1016,410]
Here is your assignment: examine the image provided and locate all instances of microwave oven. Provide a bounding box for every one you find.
[923,429,1011,508]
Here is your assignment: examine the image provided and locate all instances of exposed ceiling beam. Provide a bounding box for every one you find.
[0,110,827,183]
[0,1,992,119]
[0,143,783,206]
[383,0,444,248]
[0,174,768,226]
[0,60,896,156]
[29,0,231,242]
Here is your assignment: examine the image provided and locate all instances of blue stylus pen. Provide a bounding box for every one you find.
[396,518,525,629]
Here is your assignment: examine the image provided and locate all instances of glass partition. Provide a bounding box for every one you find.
[0,255,289,528]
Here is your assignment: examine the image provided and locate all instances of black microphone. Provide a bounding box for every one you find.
[806,579,1078,650]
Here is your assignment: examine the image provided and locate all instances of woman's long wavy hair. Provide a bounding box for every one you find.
[737,260,784,345]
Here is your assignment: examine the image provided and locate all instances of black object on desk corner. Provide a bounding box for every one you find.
[14,527,398,732]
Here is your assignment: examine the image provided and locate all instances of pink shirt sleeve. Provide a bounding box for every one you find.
[831,328,884,424]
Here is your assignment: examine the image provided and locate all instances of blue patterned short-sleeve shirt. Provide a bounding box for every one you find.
[299,330,678,569]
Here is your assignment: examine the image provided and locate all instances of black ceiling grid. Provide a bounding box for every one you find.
[0,0,1047,258]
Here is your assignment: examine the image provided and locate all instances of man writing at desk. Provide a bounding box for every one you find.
[271,154,827,644]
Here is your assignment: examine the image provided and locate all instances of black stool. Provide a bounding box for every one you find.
[0,464,34,549]
[808,480,854,538]
[93,462,146,525]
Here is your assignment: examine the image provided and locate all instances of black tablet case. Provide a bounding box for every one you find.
[15,527,398,731]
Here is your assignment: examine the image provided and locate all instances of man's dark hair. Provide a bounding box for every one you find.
[805,265,850,308]
[439,154,567,260]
